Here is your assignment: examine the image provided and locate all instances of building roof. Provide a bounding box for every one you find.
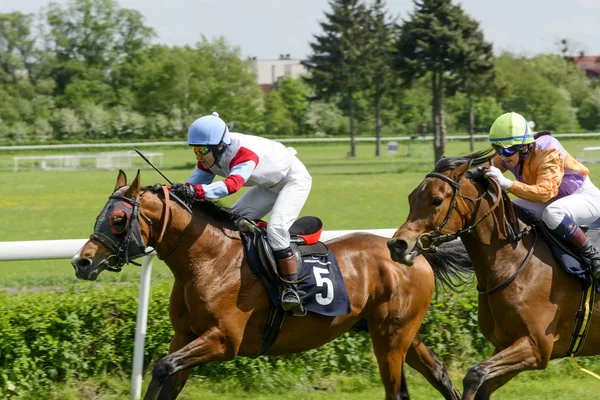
[572,55,600,78]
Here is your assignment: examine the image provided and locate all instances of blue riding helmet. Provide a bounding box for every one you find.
[187,112,231,146]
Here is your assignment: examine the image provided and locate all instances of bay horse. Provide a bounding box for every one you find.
[72,170,469,400]
[387,150,600,399]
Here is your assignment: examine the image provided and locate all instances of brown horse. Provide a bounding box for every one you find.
[387,150,600,400]
[72,170,468,400]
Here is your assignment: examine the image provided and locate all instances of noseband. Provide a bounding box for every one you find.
[415,171,503,252]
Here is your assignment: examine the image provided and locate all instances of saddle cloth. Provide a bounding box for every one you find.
[239,217,351,316]
[514,205,600,292]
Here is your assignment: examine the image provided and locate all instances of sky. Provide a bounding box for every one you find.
[2,0,599,59]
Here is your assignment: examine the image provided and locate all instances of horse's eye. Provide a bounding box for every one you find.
[431,197,443,207]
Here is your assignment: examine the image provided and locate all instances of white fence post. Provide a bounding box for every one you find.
[131,254,155,400]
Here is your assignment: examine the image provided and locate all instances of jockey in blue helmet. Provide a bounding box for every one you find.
[170,112,313,316]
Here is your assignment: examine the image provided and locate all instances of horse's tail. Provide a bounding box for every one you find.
[423,239,473,292]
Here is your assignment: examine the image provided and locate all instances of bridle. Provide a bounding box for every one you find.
[90,185,194,272]
[414,171,504,253]
[416,170,536,296]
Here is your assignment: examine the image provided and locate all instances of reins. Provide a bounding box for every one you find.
[418,171,536,296]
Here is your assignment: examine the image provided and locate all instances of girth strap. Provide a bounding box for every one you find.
[566,281,596,356]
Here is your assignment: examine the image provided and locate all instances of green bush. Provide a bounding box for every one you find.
[1,282,598,397]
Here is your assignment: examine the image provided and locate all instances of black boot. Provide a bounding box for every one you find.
[277,256,306,316]
[280,273,306,316]
[576,238,600,282]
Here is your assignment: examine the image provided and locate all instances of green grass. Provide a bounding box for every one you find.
[16,368,600,399]
[1,138,599,286]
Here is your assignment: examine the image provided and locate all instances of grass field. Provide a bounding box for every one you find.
[2,138,599,287]
[20,368,600,399]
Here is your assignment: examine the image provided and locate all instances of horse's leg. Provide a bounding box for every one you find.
[473,372,518,400]
[143,327,233,400]
[400,369,410,400]
[462,337,549,400]
[405,335,461,400]
[370,322,413,400]
[155,333,195,400]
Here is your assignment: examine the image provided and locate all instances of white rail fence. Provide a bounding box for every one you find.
[1,132,599,151]
[0,228,396,399]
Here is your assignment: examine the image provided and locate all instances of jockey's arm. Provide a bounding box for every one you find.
[187,164,215,186]
[188,159,257,200]
[509,150,564,203]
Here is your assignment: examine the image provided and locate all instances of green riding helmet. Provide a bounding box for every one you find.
[488,112,534,148]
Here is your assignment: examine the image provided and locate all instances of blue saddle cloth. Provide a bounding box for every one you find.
[514,206,600,292]
[240,232,351,317]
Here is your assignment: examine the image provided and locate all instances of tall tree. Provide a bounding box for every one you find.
[365,0,396,156]
[394,0,492,163]
[304,0,370,157]
[450,14,494,151]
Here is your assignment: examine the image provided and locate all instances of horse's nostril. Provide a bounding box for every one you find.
[76,258,92,269]
[388,239,408,254]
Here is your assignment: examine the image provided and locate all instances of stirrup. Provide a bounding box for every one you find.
[281,289,305,316]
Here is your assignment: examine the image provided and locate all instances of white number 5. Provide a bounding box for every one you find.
[313,266,334,305]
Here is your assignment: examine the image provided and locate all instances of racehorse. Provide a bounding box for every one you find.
[387,150,600,400]
[72,170,470,400]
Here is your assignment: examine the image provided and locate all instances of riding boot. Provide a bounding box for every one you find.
[563,225,600,283]
[276,256,305,316]
[574,238,600,283]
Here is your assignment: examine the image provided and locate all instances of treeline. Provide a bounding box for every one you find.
[0,0,599,155]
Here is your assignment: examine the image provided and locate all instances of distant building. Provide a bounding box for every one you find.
[250,54,309,92]
[572,56,600,79]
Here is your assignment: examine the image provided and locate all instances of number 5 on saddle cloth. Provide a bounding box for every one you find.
[237,216,351,317]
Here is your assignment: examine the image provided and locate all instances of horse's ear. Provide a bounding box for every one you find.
[125,170,141,198]
[115,169,127,192]
[451,159,474,180]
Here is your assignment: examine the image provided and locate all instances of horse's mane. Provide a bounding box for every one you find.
[143,185,241,230]
[193,200,241,230]
[434,148,496,173]
[423,240,474,292]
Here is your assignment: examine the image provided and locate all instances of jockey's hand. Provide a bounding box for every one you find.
[484,166,513,190]
[170,183,197,204]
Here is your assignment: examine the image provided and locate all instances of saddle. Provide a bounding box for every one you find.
[510,202,600,291]
[236,216,329,283]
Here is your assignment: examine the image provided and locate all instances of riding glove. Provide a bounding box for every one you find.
[484,166,513,190]
[170,183,198,203]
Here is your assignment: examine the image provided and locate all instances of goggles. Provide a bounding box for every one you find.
[193,145,211,156]
[494,145,523,157]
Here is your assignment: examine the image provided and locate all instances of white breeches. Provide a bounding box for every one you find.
[512,177,600,229]
[232,157,312,251]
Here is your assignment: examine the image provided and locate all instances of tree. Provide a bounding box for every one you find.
[264,89,295,136]
[277,77,310,135]
[450,14,494,151]
[394,0,493,163]
[365,0,396,156]
[305,0,370,156]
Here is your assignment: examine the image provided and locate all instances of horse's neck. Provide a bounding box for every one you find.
[149,202,241,282]
[460,195,529,283]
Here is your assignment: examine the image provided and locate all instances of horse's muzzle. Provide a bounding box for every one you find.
[387,239,418,266]
[71,255,101,280]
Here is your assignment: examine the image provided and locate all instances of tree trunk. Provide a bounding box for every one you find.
[349,88,356,157]
[431,72,446,164]
[375,91,381,157]
[468,92,475,152]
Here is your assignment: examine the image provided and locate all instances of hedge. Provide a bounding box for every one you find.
[1,282,597,397]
